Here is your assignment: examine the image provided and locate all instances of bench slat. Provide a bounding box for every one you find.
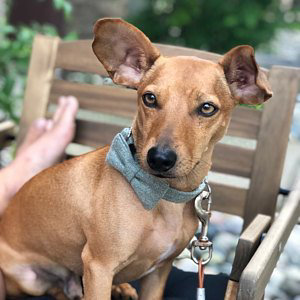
[50,80,261,139]
[207,182,246,216]
[73,120,123,148]
[50,79,136,118]
[212,144,254,178]
[55,39,268,76]
[229,107,261,139]
[156,44,221,61]
[55,40,107,75]
[55,40,222,75]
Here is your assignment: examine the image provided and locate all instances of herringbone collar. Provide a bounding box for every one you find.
[106,128,206,210]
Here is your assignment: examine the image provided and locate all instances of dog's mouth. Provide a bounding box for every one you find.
[152,173,177,179]
[144,165,177,179]
[151,160,202,179]
[148,160,202,179]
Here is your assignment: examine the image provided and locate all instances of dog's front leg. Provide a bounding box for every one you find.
[81,246,114,300]
[139,260,172,300]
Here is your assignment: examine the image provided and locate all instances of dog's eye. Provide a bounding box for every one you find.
[142,93,157,108]
[198,102,218,117]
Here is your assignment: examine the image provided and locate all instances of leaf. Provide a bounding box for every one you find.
[64,31,78,41]
[62,1,73,19]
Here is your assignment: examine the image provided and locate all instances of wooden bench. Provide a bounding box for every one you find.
[6,35,300,299]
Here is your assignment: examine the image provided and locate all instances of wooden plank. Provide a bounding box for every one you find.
[73,120,124,148]
[228,106,262,139]
[230,214,271,282]
[50,79,261,139]
[156,43,222,62]
[55,40,223,75]
[157,44,269,75]
[17,35,60,147]
[210,182,247,216]
[243,66,300,229]
[55,38,268,76]
[238,183,300,300]
[55,40,108,76]
[56,39,268,75]
[49,80,136,118]
[212,143,254,178]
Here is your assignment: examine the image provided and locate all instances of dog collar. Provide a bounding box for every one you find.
[106,128,207,210]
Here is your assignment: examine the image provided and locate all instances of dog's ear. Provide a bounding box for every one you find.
[219,45,272,104]
[92,18,160,88]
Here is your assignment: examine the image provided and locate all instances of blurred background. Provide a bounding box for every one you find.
[0,0,300,299]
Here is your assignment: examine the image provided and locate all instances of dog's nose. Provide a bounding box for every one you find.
[147,146,177,172]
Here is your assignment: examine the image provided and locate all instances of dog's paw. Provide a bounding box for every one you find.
[111,283,138,300]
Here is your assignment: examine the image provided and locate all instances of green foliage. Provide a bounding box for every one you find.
[0,0,75,122]
[52,0,73,19]
[240,103,264,110]
[129,0,296,53]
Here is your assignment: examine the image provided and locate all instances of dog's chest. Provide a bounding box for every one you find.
[147,205,196,259]
[113,202,198,284]
[124,202,198,280]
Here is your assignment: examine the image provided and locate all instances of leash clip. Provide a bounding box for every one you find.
[191,180,213,266]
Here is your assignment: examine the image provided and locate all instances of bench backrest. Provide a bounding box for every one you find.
[18,35,300,228]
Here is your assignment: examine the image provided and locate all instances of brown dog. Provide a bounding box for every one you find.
[0,18,272,299]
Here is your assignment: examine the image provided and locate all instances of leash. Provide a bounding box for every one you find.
[191,180,213,300]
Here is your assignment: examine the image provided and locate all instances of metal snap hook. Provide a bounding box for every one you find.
[194,190,212,240]
[191,180,213,266]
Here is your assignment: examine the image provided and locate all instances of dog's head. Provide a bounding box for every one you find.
[93,18,272,188]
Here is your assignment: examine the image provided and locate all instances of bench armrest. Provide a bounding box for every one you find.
[230,214,271,282]
[238,185,300,300]
[225,214,271,300]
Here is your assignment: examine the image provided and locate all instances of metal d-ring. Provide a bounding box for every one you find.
[191,239,213,265]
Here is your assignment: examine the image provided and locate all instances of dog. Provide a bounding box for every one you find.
[0,18,272,300]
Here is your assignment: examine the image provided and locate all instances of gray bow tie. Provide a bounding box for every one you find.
[106,128,206,210]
